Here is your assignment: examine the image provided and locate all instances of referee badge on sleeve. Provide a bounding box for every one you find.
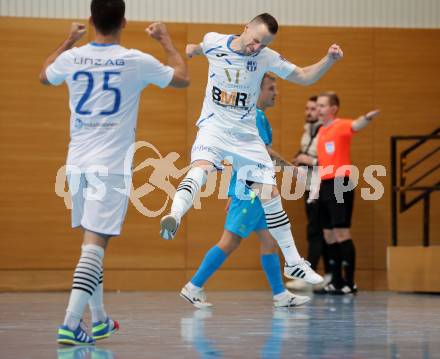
[325,141,335,154]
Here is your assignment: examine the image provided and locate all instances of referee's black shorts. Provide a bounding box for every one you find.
[318,176,354,229]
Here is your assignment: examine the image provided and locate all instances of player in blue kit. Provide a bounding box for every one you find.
[180,74,310,308]
[40,0,189,345]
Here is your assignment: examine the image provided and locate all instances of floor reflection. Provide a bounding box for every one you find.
[178,293,440,359]
[260,308,310,359]
[57,347,115,359]
[180,310,223,358]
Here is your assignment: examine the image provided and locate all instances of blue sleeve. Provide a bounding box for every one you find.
[256,110,272,146]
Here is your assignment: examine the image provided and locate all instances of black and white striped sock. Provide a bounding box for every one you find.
[64,244,104,330]
[171,167,207,219]
[262,196,301,266]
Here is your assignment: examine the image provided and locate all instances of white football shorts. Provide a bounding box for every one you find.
[191,126,276,186]
[67,172,130,236]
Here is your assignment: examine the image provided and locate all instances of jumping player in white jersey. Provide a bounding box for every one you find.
[160,13,343,285]
[40,0,189,346]
[180,74,310,309]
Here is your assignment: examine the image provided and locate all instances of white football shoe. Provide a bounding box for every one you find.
[284,259,324,284]
[160,214,180,240]
[273,290,311,308]
[180,284,213,309]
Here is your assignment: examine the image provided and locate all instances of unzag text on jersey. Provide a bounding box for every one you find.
[73,57,125,66]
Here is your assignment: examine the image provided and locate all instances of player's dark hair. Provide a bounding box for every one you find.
[319,91,340,108]
[309,95,318,102]
[261,73,276,88]
[91,0,125,35]
[251,13,278,34]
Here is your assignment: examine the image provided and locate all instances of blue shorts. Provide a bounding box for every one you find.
[224,194,268,239]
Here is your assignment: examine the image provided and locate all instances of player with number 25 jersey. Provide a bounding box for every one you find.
[40,0,188,346]
[46,43,174,174]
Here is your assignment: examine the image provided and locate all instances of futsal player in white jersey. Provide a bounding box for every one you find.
[160,13,343,286]
[39,0,189,346]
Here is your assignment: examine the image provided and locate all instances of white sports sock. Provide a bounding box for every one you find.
[171,167,207,219]
[262,196,301,266]
[88,270,108,323]
[64,244,104,330]
[186,281,201,291]
[273,290,289,300]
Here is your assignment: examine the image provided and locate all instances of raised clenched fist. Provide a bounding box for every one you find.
[145,22,170,42]
[328,44,343,61]
[68,23,87,43]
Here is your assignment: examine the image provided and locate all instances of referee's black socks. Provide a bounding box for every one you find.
[327,242,343,288]
[340,239,356,288]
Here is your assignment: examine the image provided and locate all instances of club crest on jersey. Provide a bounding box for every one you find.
[325,141,335,154]
[246,60,257,72]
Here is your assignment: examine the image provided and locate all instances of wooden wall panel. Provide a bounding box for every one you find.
[388,247,440,292]
[0,18,85,270]
[0,18,439,291]
[373,28,440,273]
[0,270,187,291]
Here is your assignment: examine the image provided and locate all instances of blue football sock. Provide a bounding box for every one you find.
[261,253,285,296]
[191,245,228,287]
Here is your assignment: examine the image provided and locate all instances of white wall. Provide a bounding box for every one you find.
[1,0,439,28]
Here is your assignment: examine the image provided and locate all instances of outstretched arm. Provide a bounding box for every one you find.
[286,44,343,86]
[295,153,318,166]
[351,109,380,132]
[267,146,306,179]
[39,23,86,85]
[268,147,292,170]
[146,22,190,88]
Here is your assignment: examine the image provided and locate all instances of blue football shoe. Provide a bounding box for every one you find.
[92,317,119,340]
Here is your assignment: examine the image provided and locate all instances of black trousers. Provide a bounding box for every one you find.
[305,190,329,272]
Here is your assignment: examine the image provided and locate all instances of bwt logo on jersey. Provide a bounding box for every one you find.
[74,57,125,66]
[212,86,248,108]
[246,60,257,72]
[74,118,83,129]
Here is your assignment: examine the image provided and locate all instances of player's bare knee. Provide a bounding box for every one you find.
[253,184,279,203]
[218,230,242,254]
[191,160,215,174]
[260,240,277,254]
[323,229,336,244]
[83,229,110,249]
[270,186,280,199]
[257,230,277,253]
[334,228,351,242]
